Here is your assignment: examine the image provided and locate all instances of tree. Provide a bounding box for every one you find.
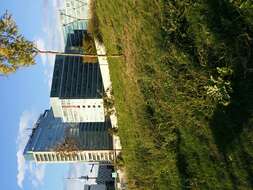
[0,11,37,74]
[54,136,80,157]
[0,11,122,75]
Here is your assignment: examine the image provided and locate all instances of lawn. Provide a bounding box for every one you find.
[93,0,253,189]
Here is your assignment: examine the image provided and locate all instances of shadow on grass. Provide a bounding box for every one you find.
[210,74,253,188]
[205,0,253,188]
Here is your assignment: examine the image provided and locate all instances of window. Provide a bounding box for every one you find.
[93,105,96,108]
[83,153,87,160]
[48,154,52,161]
[44,154,48,161]
[105,153,108,160]
[88,105,91,108]
[35,154,40,161]
[74,111,78,121]
[109,153,114,160]
[63,110,68,118]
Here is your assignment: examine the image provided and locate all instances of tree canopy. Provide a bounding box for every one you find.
[0,11,37,75]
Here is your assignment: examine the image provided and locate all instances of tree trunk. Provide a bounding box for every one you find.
[37,49,122,58]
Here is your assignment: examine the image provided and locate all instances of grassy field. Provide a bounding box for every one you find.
[93,0,253,189]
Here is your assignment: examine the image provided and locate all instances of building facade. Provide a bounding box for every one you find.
[82,164,115,190]
[50,54,105,123]
[60,0,89,41]
[50,26,105,123]
[84,185,107,190]
[65,29,86,54]
[23,0,121,166]
[24,109,115,163]
[96,165,115,185]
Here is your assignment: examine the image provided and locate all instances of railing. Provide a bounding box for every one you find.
[33,149,120,163]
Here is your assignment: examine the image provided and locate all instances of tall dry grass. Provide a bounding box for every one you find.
[87,0,103,42]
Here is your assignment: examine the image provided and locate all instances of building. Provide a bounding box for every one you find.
[24,109,115,163]
[65,29,86,54]
[50,54,105,123]
[84,185,106,190]
[60,0,89,41]
[50,25,105,123]
[96,165,115,185]
[82,164,115,190]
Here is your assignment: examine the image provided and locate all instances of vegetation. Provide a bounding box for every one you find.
[87,0,103,42]
[108,127,118,136]
[103,88,116,117]
[0,11,37,74]
[0,10,107,75]
[54,136,80,156]
[92,0,253,189]
[82,32,98,63]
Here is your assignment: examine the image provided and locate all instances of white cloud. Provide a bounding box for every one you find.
[42,0,64,52]
[16,111,46,189]
[16,111,36,188]
[17,0,65,189]
[35,37,55,88]
[34,38,55,88]
[68,163,89,177]
[17,149,26,189]
[64,163,99,190]
[65,164,88,190]
[35,38,47,66]
[29,163,46,187]
[34,0,64,89]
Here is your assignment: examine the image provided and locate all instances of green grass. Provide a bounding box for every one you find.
[93,0,253,189]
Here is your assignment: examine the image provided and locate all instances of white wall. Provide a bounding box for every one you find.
[51,98,105,122]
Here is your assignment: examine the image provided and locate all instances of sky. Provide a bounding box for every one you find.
[0,0,92,189]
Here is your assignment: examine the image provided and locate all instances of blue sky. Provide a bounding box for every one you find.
[0,0,74,189]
